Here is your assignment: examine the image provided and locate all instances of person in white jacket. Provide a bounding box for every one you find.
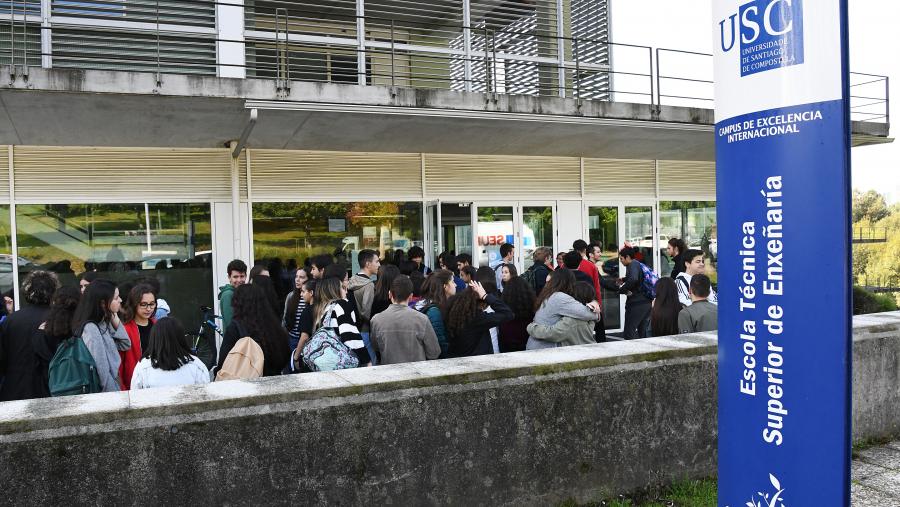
[131,317,210,390]
[675,249,719,307]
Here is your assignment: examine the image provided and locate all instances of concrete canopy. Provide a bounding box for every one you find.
[0,66,888,159]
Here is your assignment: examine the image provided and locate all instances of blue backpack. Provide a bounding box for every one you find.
[301,304,359,372]
[636,261,660,300]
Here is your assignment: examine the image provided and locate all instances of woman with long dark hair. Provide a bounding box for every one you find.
[445,281,514,357]
[312,277,369,366]
[0,270,60,400]
[283,267,309,352]
[651,278,682,337]
[131,317,210,389]
[118,283,156,390]
[72,279,131,392]
[498,276,536,352]
[526,269,601,350]
[414,269,456,357]
[216,283,290,377]
[370,264,400,319]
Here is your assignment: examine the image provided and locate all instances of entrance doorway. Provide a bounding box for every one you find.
[424,201,556,273]
[585,202,658,332]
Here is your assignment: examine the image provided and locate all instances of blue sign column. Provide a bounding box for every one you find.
[713,0,852,505]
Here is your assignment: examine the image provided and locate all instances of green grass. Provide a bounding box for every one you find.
[559,478,717,507]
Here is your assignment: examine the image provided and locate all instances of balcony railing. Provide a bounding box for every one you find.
[0,0,889,124]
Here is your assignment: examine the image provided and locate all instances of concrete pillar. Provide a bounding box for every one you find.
[216,0,246,78]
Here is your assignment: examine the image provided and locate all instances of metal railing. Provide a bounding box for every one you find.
[853,227,889,244]
[0,0,890,121]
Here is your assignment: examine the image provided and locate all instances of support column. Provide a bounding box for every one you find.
[357,0,366,86]
[462,0,472,92]
[8,146,18,311]
[40,0,51,68]
[216,0,246,78]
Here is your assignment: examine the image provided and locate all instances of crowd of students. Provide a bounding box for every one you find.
[0,238,717,401]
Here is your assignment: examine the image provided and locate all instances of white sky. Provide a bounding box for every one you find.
[610,0,900,203]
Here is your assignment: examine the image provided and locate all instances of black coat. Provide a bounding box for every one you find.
[0,304,52,401]
[447,294,514,358]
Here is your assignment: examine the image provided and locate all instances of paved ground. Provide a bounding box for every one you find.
[852,440,900,506]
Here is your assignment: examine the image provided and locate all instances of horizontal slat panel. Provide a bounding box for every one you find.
[249,150,423,201]
[657,160,716,200]
[13,146,232,202]
[583,158,655,199]
[0,146,8,203]
[424,154,580,199]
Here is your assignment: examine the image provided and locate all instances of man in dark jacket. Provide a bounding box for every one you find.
[0,271,60,401]
[617,247,653,340]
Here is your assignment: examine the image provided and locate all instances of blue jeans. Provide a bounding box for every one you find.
[360,331,378,366]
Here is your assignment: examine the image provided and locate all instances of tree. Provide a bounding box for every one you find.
[852,189,890,223]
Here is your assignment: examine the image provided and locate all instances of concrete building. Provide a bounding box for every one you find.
[0,0,889,333]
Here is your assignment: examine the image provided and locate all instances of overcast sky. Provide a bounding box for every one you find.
[610,0,899,203]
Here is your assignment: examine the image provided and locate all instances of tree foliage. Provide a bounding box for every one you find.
[853,189,890,223]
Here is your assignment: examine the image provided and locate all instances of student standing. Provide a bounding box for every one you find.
[34,286,81,396]
[131,317,210,390]
[527,269,601,350]
[678,275,718,333]
[119,283,156,390]
[498,276,536,352]
[617,247,653,340]
[348,249,379,330]
[371,276,440,365]
[407,246,432,275]
[218,259,247,332]
[72,279,132,392]
[414,269,456,358]
[370,264,400,319]
[491,243,516,292]
[283,267,309,351]
[445,281,514,357]
[0,271,60,401]
[216,283,290,377]
[312,277,370,366]
[526,282,598,347]
[650,278,682,337]
[668,238,688,279]
[675,249,719,307]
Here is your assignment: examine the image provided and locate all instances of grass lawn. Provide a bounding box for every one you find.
[560,478,717,507]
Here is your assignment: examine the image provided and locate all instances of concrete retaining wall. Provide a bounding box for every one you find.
[0,312,897,506]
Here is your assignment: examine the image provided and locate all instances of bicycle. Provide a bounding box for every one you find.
[186,305,224,370]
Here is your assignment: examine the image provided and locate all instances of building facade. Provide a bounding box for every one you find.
[0,0,890,332]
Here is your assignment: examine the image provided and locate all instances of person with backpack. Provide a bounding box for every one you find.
[307,276,369,367]
[218,259,247,333]
[131,317,210,390]
[617,246,655,340]
[71,279,132,392]
[118,283,156,391]
[35,286,81,396]
[370,275,440,365]
[527,269,601,350]
[216,283,290,378]
[675,249,719,307]
[0,271,60,401]
[523,247,553,294]
[414,269,456,358]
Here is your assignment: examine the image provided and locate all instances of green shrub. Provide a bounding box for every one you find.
[854,286,899,315]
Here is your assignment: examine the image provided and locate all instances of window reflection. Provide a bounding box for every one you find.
[659,201,717,282]
[15,203,213,331]
[253,201,424,297]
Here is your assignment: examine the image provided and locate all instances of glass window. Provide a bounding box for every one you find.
[440,202,472,259]
[476,206,514,267]
[659,201,717,282]
[522,206,553,270]
[15,203,214,331]
[0,205,13,297]
[253,201,424,277]
[588,206,620,330]
[624,206,655,270]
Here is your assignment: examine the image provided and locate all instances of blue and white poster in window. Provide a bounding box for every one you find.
[713,0,852,505]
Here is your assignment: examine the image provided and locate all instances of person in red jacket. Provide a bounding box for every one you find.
[572,240,602,303]
[119,283,156,390]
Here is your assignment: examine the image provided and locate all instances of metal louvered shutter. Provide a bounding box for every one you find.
[248,150,423,201]
[0,146,9,204]
[583,158,656,199]
[12,147,232,203]
[657,160,716,201]
[424,154,580,200]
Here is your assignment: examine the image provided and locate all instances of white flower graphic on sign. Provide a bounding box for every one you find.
[745,474,786,507]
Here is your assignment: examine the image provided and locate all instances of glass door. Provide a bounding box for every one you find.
[521,204,555,271]
[440,202,473,260]
[474,204,517,269]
